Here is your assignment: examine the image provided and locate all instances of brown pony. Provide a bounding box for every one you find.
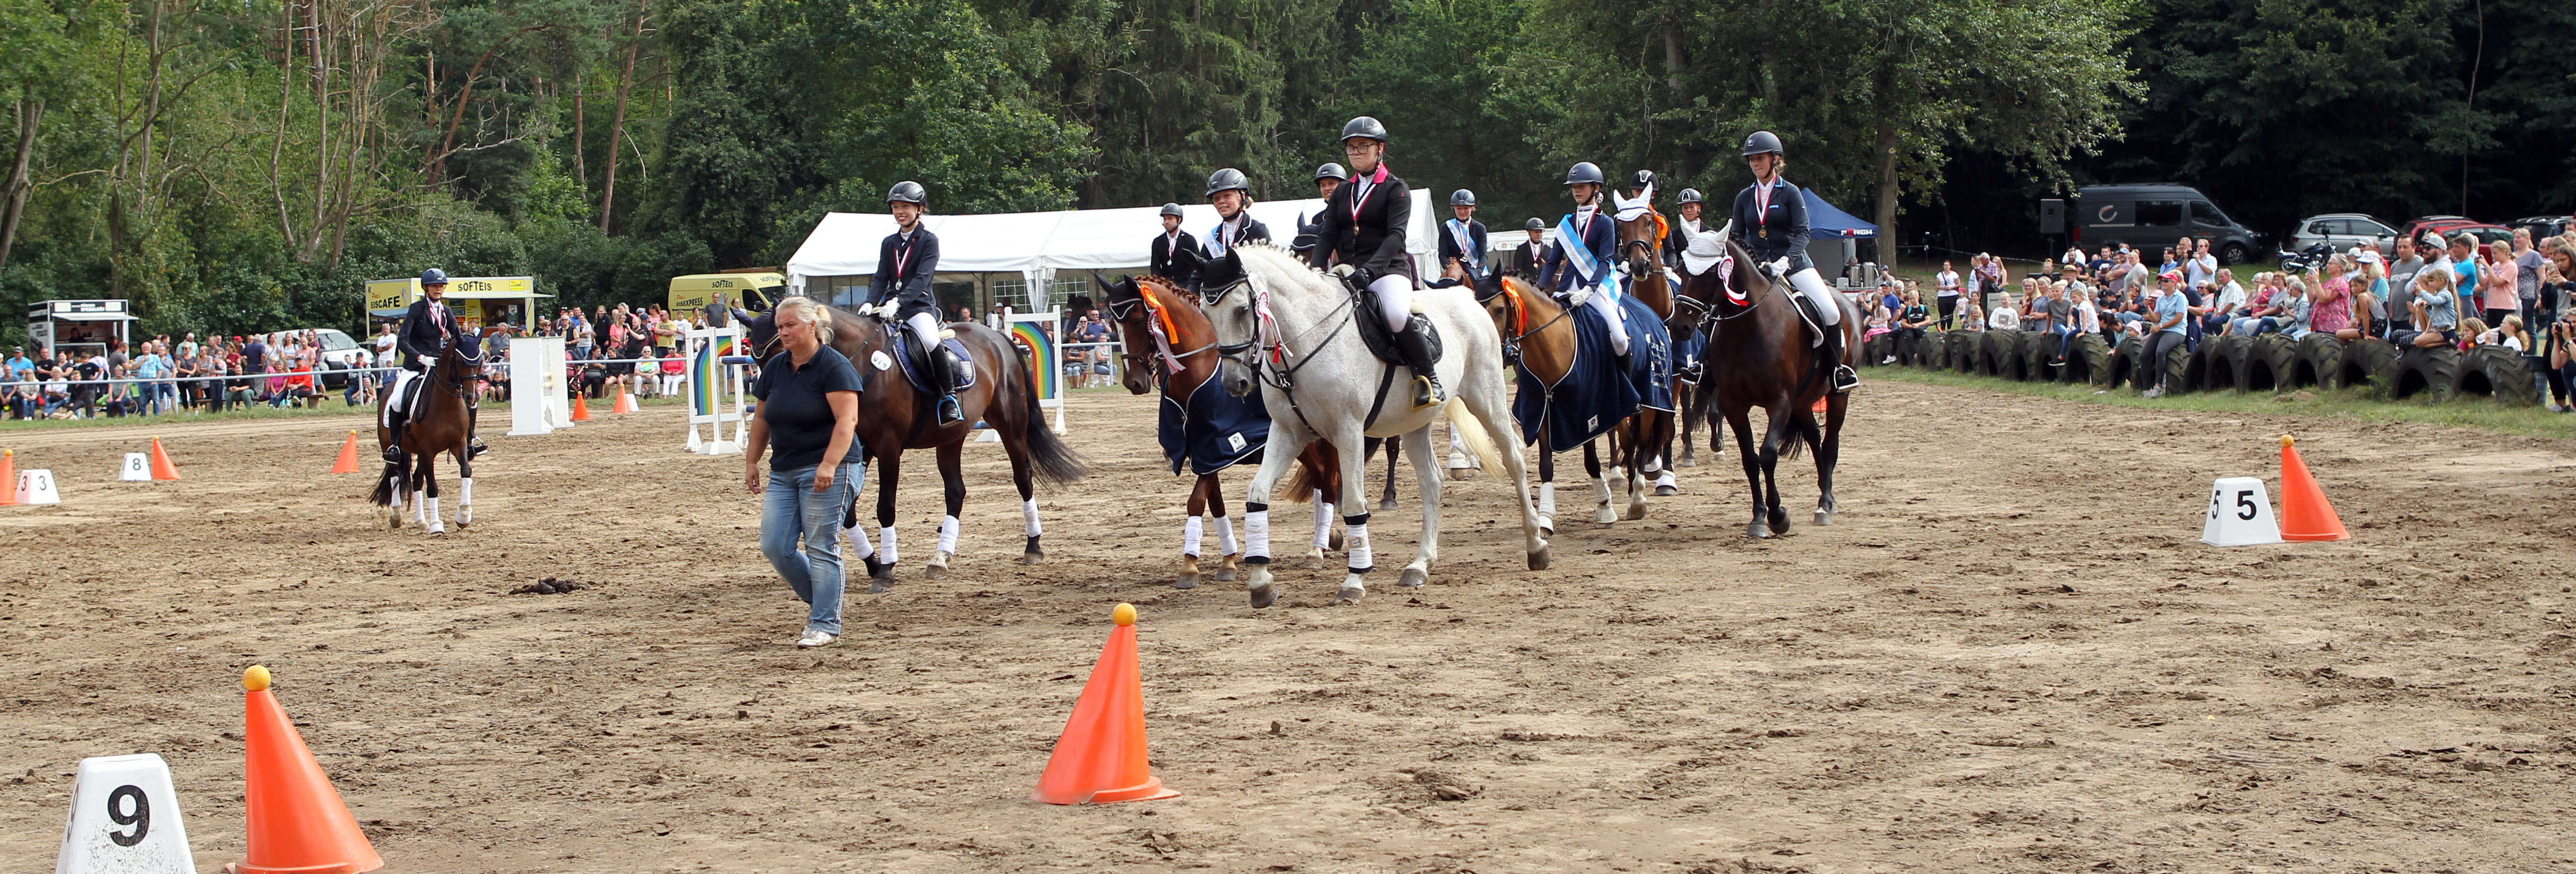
[1097,275,1349,586]
[1672,227,1856,537]
[1613,209,1687,494]
[745,305,1085,584]
[1455,260,1661,529]
[369,330,480,534]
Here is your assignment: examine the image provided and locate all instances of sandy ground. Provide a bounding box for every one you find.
[2,382,2572,873]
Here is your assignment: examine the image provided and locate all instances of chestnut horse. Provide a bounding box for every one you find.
[1097,274,1349,587]
[369,330,481,534]
[746,305,1086,584]
[1672,224,1855,537]
[1612,208,1686,495]
[1456,262,1660,530]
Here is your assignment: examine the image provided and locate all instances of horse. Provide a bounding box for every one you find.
[1449,261,1656,529]
[1096,273,1351,587]
[1612,207,1687,497]
[369,331,482,534]
[744,303,1086,583]
[1671,223,1855,537]
[1199,243,1546,607]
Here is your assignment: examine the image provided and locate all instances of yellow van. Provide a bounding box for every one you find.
[668,273,783,316]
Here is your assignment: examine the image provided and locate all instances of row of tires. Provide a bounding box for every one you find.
[1860,328,2540,405]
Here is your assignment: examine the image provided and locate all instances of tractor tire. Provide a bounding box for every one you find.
[1984,329,2028,381]
[2200,334,2249,392]
[1922,331,1949,370]
[1861,334,1891,368]
[2335,337,2399,392]
[2161,340,2198,395]
[2243,334,2297,393]
[2454,345,2542,406]
[1950,332,1980,374]
[2023,330,2061,382]
[2109,334,2144,390]
[2375,346,2460,402]
[2068,333,2113,386]
[2291,333,2342,389]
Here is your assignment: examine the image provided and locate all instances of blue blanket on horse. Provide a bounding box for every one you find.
[1158,377,1270,475]
[1512,292,1674,450]
[1669,324,1704,384]
[890,330,978,393]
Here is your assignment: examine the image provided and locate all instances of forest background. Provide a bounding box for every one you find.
[0,0,2567,342]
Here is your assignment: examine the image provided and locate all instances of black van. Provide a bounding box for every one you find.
[2071,185,2261,265]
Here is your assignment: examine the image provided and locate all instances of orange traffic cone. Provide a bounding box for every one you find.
[570,393,593,422]
[0,449,16,506]
[148,437,181,481]
[612,391,638,414]
[228,666,384,874]
[1033,604,1178,805]
[329,431,361,474]
[2277,434,2349,542]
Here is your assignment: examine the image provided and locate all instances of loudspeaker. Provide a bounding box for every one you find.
[2038,199,2066,234]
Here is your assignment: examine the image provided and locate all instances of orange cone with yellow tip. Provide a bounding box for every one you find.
[2277,434,2349,542]
[570,393,593,422]
[1033,604,1178,805]
[612,391,639,413]
[0,449,15,505]
[328,431,361,474]
[148,437,180,480]
[228,666,384,874]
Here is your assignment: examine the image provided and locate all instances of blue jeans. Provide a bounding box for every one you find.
[761,462,858,635]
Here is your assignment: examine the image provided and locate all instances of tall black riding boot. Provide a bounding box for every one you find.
[381,411,406,463]
[1396,317,1444,409]
[1823,323,1859,392]
[934,349,965,426]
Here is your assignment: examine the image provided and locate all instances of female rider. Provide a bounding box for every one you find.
[869,181,959,425]
[1537,161,1631,363]
[1308,116,1440,410]
[1732,130,1858,391]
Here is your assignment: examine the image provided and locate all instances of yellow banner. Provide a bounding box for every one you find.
[366,279,417,312]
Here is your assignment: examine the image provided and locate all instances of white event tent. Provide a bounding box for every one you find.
[784,191,1436,313]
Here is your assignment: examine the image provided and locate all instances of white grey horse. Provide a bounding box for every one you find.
[1199,243,1549,607]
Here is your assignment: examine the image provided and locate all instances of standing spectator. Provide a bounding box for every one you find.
[2479,239,2519,329]
[2140,273,2189,398]
[2186,239,2219,292]
[1934,260,1962,329]
[1973,254,2002,316]
[2513,229,2544,320]
[2534,241,2574,410]
[743,296,869,649]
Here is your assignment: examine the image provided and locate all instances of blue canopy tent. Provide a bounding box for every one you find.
[1802,189,1878,283]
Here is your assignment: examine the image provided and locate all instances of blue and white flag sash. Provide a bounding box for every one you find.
[1555,215,1611,289]
[1446,219,1485,277]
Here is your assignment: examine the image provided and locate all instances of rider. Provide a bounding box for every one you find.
[1733,130,1859,392]
[1202,168,1271,259]
[1149,202,1200,288]
[1538,161,1631,361]
[870,180,960,426]
[1295,163,1349,257]
[1434,189,1488,287]
[1504,218,1547,281]
[383,268,489,463]
[1308,116,1440,410]
[1668,188,1707,267]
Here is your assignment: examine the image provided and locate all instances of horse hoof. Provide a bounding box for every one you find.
[1174,573,1200,590]
[1654,485,1678,497]
[1334,586,1364,605]
[1300,548,1328,568]
[1327,531,1345,551]
[1397,567,1427,588]
[1022,536,1043,563]
[1527,546,1551,570]
[1249,583,1276,609]
[1377,498,1397,513]
[1814,511,1834,526]
[1446,468,1476,481]
[1214,568,1237,582]
[923,558,950,580]
[1594,507,1618,525]
[870,578,894,594]
[1678,457,1696,469]
[1746,522,1771,539]
[1624,502,1648,521]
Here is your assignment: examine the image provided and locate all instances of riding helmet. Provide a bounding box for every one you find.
[1741,130,1784,157]
[1524,217,1546,231]
[1159,202,1185,218]
[1205,168,1251,198]
[1451,189,1477,207]
[1631,169,1659,191]
[1676,188,1704,205]
[1563,162,1605,187]
[1313,162,1350,182]
[888,180,928,205]
[419,268,449,285]
[1340,116,1390,144]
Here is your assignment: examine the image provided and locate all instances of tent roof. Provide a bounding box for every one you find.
[785,192,1435,280]
[1802,189,1877,238]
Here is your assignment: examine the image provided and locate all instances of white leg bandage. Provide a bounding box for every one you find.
[878,526,899,565]
[1657,470,1678,490]
[938,515,960,555]
[1022,499,1042,538]
[1183,516,1205,556]
[1344,514,1373,571]
[1368,274,1415,332]
[1789,268,1840,326]
[1313,497,1336,549]
[1243,505,1271,561]
[1539,481,1557,518]
[1216,515,1240,555]
[459,477,472,505]
[849,524,875,561]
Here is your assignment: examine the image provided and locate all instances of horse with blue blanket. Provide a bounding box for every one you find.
[1096,273,1350,589]
[1460,261,1676,532]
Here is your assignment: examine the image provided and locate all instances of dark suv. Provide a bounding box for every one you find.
[2070,184,2262,265]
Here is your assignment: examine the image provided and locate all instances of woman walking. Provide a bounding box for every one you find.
[744,297,874,648]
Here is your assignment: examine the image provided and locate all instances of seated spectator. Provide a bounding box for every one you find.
[2038,281,2077,364]
[2400,263,2462,349]
[2140,275,2189,398]
[1987,296,2020,330]
[2307,258,2357,340]
[2202,273,2248,337]
[1960,301,1986,333]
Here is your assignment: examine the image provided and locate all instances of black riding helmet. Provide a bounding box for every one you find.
[1314,162,1350,182]
[1631,169,1658,191]
[1451,189,1476,207]
[1741,130,1784,157]
[1340,116,1389,144]
[1205,168,1250,197]
[1159,202,1184,218]
[888,180,927,205]
[1564,162,1605,186]
[1524,218,1545,231]
[1676,188,1704,205]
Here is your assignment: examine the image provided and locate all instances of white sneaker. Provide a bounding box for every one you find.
[796,629,837,648]
[1881,355,1897,364]
[2140,387,2162,399]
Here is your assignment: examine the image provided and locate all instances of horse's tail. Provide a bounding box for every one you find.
[368,454,400,506]
[1443,397,1506,473]
[1781,405,1821,462]
[1015,356,1090,486]
[1281,440,1335,502]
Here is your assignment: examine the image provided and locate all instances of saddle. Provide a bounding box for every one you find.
[1341,277,1443,368]
[883,322,977,393]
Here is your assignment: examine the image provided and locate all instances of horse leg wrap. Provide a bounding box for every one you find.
[878,526,900,565]
[1313,499,1336,550]
[1657,470,1678,490]
[1241,502,1271,564]
[848,524,876,561]
[459,477,473,506]
[938,515,960,556]
[1216,515,1240,556]
[1343,513,1373,573]
[1022,499,1042,538]
[1539,481,1557,518]
[1183,516,1205,557]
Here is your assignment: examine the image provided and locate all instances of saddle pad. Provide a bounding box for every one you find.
[1353,288,1441,367]
[1158,376,1271,475]
[891,331,978,394]
[1512,293,1675,450]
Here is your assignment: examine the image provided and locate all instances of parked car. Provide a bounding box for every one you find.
[257,328,366,389]
[2288,213,2400,256]
[2069,184,2262,265]
[2398,215,2475,243]
[2507,215,2573,239]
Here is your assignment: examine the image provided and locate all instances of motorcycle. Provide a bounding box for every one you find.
[2277,242,2335,275]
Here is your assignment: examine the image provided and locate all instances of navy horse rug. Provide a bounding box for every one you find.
[1512,291,1674,450]
[1159,377,1270,475]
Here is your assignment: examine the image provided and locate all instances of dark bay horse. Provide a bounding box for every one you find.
[746,304,1085,583]
[1672,226,1856,537]
[1098,275,1350,586]
[370,331,480,534]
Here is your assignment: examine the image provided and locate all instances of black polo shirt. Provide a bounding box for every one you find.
[751,347,864,472]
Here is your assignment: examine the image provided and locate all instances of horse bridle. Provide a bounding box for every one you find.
[1199,275,1355,392]
[1103,284,1220,375]
[1474,279,1576,367]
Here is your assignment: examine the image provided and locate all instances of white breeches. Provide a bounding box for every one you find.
[1788,268,1840,326]
[1587,280,1631,355]
[905,312,943,355]
[383,370,419,423]
[1368,274,1413,332]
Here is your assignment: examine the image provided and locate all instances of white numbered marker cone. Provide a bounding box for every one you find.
[117,453,152,482]
[2201,476,2284,547]
[55,753,195,874]
[18,469,61,505]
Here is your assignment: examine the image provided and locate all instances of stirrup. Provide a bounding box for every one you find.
[1410,376,1439,410]
[1831,365,1860,392]
[468,437,491,459]
[937,395,965,425]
